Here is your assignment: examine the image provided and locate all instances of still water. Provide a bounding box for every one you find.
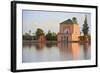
[22,42,91,63]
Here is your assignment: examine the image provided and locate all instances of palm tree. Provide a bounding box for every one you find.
[35,28,44,39]
[29,30,31,35]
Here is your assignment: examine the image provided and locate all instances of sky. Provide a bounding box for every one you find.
[22,10,91,35]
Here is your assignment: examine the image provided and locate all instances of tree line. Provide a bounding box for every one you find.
[23,28,57,41]
[23,16,90,41]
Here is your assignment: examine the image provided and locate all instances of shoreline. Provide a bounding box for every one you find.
[23,40,90,44]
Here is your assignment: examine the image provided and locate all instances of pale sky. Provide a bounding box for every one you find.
[22,10,91,35]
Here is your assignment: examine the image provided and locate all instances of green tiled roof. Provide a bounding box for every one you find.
[60,17,78,24]
[60,19,73,24]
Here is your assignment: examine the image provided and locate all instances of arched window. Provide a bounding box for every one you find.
[61,36,63,41]
[64,28,69,34]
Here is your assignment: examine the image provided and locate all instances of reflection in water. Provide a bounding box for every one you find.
[57,42,80,60]
[83,43,91,60]
[71,43,80,59]
[22,42,91,63]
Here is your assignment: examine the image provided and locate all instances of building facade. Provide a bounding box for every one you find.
[37,35,46,43]
[57,18,80,42]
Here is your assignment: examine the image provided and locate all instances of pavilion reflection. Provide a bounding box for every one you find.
[23,41,90,60]
[57,42,80,60]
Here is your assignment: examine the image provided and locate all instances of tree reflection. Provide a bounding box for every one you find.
[23,41,91,61]
[46,42,57,48]
[83,43,91,59]
[23,42,32,48]
[34,43,45,50]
